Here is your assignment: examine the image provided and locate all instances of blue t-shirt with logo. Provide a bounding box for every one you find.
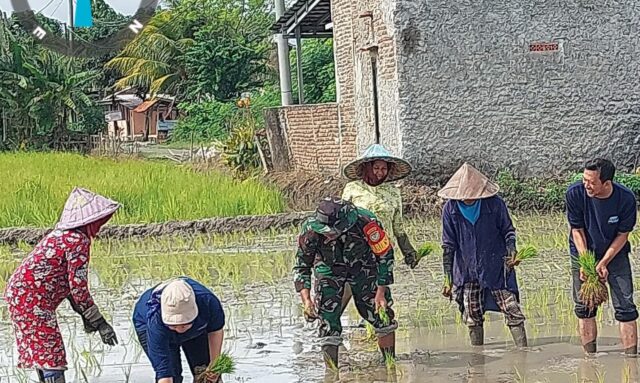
[565,181,637,269]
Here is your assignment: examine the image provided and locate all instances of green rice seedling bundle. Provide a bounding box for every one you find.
[417,242,436,261]
[576,251,608,310]
[514,245,538,262]
[195,353,236,383]
[377,306,390,326]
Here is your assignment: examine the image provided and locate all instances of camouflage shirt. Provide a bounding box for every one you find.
[293,208,395,292]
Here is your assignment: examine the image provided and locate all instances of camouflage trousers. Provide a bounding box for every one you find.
[313,261,398,346]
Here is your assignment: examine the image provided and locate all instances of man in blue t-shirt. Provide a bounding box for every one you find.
[132,277,226,383]
[566,158,638,355]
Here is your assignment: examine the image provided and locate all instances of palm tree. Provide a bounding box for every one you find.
[105,10,193,97]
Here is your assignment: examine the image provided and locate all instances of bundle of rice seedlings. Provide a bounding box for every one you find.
[364,322,377,342]
[377,306,390,326]
[514,245,538,262]
[417,242,436,260]
[576,251,608,310]
[195,353,236,383]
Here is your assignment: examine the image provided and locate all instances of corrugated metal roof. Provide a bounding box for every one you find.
[271,0,332,38]
[133,99,159,113]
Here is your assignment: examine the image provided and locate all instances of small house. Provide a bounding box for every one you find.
[98,88,179,142]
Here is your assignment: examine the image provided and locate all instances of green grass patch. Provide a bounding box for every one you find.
[0,152,285,228]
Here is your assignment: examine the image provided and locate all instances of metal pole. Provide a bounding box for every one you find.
[371,54,381,144]
[295,27,304,104]
[68,0,74,52]
[275,0,293,106]
[2,108,7,143]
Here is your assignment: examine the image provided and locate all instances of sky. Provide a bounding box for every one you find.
[0,0,139,23]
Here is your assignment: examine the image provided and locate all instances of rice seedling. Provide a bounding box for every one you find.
[575,251,609,310]
[623,363,632,383]
[514,245,538,263]
[417,242,436,261]
[384,351,396,370]
[377,306,390,326]
[195,353,236,383]
[364,322,377,342]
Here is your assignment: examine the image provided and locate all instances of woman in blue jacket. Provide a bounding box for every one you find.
[438,163,527,348]
[133,277,225,383]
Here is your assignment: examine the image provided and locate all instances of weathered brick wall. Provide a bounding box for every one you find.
[394,0,640,178]
[277,103,349,174]
[331,0,400,156]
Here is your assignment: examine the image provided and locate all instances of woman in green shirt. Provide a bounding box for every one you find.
[340,144,420,315]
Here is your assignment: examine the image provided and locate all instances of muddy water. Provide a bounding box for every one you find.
[1,234,640,382]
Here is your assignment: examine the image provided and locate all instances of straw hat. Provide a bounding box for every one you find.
[437,163,499,200]
[343,144,413,182]
[161,279,199,325]
[56,187,121,230]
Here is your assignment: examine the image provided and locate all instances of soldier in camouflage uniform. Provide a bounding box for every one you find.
[294,197,398,369]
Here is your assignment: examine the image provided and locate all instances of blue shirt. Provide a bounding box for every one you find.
[132,278,225,380]
[566,182,637,269]
[442,196,519,310]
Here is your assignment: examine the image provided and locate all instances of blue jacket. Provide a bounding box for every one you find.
[442,196,519,311]
[132,277,225,380]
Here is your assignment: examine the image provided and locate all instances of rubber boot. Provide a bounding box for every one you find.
[378,332,396,362]
[37,370,65,383]
[469,325,484,346]
[509,323,528,347]
[322,345,339,371]
[620,320,638,356]
[579,318,597,354]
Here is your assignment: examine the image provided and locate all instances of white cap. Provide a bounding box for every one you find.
[161,279,199,325]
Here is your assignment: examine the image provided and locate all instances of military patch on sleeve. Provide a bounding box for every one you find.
[364,221,391,256]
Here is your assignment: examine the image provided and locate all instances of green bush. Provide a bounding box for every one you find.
[498,171,640,211]
[213,113,265,178]
[170,87,279,145]
[172,99,237,142]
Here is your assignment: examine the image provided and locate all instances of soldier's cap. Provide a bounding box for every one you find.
[308,197,358,237]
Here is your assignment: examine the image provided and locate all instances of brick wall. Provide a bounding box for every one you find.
[276,103,354,174]
[267,0,401,176]
[330,0,402,156]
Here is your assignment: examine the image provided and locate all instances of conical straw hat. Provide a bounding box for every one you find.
[56,187,121,230]
[343,144,413,182]
[437,163,499,200]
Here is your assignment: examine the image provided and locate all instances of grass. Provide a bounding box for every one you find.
[0,152,285,228]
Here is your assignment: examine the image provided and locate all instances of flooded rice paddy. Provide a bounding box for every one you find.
[2,213,640,382]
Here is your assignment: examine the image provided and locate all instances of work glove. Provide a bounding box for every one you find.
[83,304,118,346]
[397,233,419,269]
[67,295,98,333]
[505,237,519,269]
[442,246,454,300]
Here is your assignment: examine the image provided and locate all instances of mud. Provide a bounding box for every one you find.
[0,211,311,246]
[266,171,443,216]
